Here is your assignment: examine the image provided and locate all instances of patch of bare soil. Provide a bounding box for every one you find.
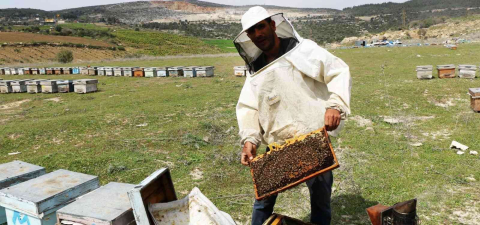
[0,99,31,110]
[44,97,61,102]
[190,168,204,180]
[349,115,373,128]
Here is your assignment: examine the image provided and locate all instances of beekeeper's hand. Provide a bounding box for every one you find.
[241,141,257,166]
[325,108,341,131]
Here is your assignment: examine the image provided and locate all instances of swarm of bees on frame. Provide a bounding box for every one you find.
[250,129,335,198]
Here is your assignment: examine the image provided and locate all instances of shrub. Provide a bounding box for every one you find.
[56,50,73,63]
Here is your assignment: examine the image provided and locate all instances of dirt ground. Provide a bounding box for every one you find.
[0,32,113,47]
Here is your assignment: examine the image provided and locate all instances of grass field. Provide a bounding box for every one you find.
[203,39,238,53]
[0,32,114,47]
[1,44,480,224]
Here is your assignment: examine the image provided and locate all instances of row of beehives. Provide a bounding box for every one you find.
[0,79,98,94]
[0,160,237,225]
[416,64,478,79]
[0,66,215,78]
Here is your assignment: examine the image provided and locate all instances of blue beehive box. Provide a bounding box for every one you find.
[0,169,99,225]
[0,161,46,224]
[72,67,80,74]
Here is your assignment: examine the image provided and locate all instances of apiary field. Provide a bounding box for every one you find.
[1,44,480,224]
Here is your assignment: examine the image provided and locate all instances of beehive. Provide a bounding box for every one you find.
[4,68,11,75]
[105,67,114,76]
[437,64,456,78]
[458,65,477,79]
[74,79,98,94]
[10,68,18,75]
[0,80,13,93]
[56,182,136,225]
[234,66,247,77]
[0,68,4,75]
[27,80,46,93]
[40,80,59,93]
[88,67,97,76]
[54,67,63,75]
[0,170,99,225]
[144,67,157,77]
[156,67,168,77]
[80,67,89,75]
[184,66,197,78]
[17,68,25,75]
[196,66,214,77]
[97,67,106,76]
[250,127,339,200]
[469,88,480,112]
[72,67,80,74]
[114,67,123,76]
[416,65,433,79]
[0,161,46,225]
[31,68,39,75]
[57,80,74,93]
[63,67,72,75]
[23,68,31,75]
[122,67,133,77]
[39,68,46,75]
[133,67,144,77]
[11,80,30,93]
[168,67,184,77]
[46,68,54,75]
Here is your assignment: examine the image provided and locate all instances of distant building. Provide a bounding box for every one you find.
[44,18,55,25]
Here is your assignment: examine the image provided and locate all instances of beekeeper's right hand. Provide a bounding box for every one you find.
[241,141,257,166]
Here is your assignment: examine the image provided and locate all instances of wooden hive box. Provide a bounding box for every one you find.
[0,161,46,225]
[40,80,59,93]
[264,213,313,225]
[0,80,13,93]
[39,68,46,75]
[458,65,477,79]
[97,67,106,76]
[250,127,339,200]
[27,80,46,94]
[56,182,136,225]
[437,64,456,78]
[469,88,480,112]
[196,66,214,77]
[168,67,184,77]
[105,67,114,76]
[74,79,98,94]
[46,68,54,75]
[88,67,97,76]
[31,68,39,75]
[144,67,157,78]
[80,67,89,75]
[23,68,31,75]
[54,67,63,75]
[57,80,74,93]
[4,68,11,75]
[113,67,123,77]
[17,68,25,75]
[10,68,18,75]
[11,79,30,93]
[128,168,177,225]
[0,170,99,225]
[133,67,144,77]
[72,67,80,74]
[156,67,169,77]
[416,65,433,79]
[63,67,72,75]
[184,66,197,78]
[121,67,133,77]
[234,66,247,77]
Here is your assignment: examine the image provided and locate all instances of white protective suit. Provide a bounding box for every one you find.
[235,13,352,147]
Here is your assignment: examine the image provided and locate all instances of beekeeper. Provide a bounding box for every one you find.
[235,6,352,225]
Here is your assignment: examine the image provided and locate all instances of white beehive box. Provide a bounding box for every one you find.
[234,66,246,77]
[416,65,433,79]
[31,68,39,75]
[39,68,46,75]
[0,161,46,225]
[184,66,197,78]
[97,67,106,76]
[80,67,89,75]
[0,80,13,93]
[56,182,136,225]
[27,80,46,94]
[168,67,184,77]
[57,80,74,93]
[458,65,477,79]
[4,68,11,75]
[196,66,214,77]
[156,67,169,77]
[74,79,98,94]
[144,67,157,78]
[0,170,99,225]
[17,68,25,75]
[10,68,18,75]
[88,67,97,76]
[122,67,133,77]
[105,67,114,76]
[114,67,123,77]
[11,80,30,93]
[40,80,59,93]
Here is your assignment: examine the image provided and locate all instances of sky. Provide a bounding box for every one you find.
[0,0,409,11]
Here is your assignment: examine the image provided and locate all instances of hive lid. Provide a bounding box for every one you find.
[234,66,247,70]
[416,65,433,71]
[437,64,455,69]
[113,67,122,70]
[469,88,480,97]
[73,79,98,85]
[121,67,132,69]
[11,80,30,85]
[40,80,59,85]
[0,80,13,85]
[144,67,156,71]
[57,80,73,85]
[0,169,99,217]
[128,168,177,225]
[26,80,47,85]
[168,67,184,70]
[156,67,168,70]
[0,161,46,189]
[184,66,197,70]
[57,182,136,223]
[459,65,477,70]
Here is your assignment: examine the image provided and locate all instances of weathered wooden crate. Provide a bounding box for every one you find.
[72,67,80,74]
[168,67,184,77]
[0,170,99,225]
[17,68,25,75]
[39,68,46,75]
[88,67,97,76]
[105,67,114,76]
[184,66,197,78]
[234,66,247,77]
[56,182,136,225]
[122,67,133,77]
[133,68,144,77]
[437,64,456,78]
[57,80,74,93]
[0,161,46,225]
[196,66,214,77]
[63,67,72,75]
[11,80,30,93]
[27,80,46,93]
[416,65,433,79]
[80,67,89,75]
[0,80,13,93]
[97,67,106,76]
[31,68,39,75]
[114,67,123,77]
[74,79,98,94]
[128,168,177,225]
[144,67,157,78]
[264,213,312,225]
[458,65,477,79]
[4,68,11,75]
[156,67,168,77]
[40,80,59,93]
[54,67,63,75]
[46,68,54,75]
[23,68,31,75]
[469,88,480,112]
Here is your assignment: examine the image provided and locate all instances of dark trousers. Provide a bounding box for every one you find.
[251,171,333,225]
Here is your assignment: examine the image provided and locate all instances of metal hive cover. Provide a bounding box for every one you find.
[459,65,477,70]
[40,80,59,85]
[0,160,46,189]
[73,79,98,85]
[416,65,433,71]
[469,88,480,96]
[437,64,455,69]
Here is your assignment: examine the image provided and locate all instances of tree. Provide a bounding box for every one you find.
[56,50,73,63]
[55,26,62,32]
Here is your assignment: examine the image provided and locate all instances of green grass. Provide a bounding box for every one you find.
[203,39,238,53]
[1,44,480,224]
